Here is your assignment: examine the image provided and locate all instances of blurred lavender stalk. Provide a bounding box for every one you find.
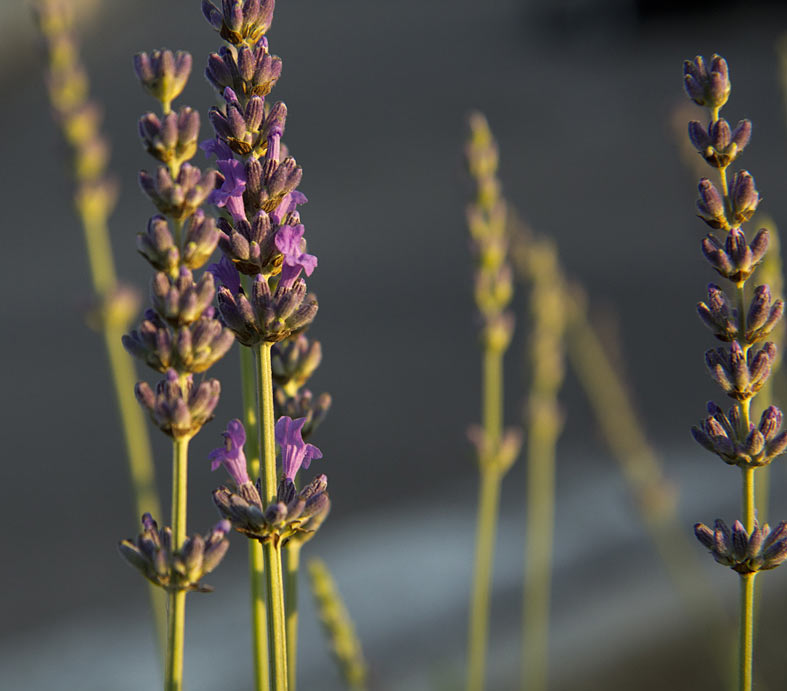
[33,0,166,650]
[308,559,368,691]
[464,113,521,691]
[511,231,566,691]
[508,211,737,686]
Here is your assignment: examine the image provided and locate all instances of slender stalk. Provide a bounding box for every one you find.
[255,343,278,503]
[521,413,557,691]
[264,538,289,691]
[255,342,288,691]
[286,541,302,691]
[104,324,167,643]
[483,347,503,440]
[739,572,756,691]
[165,438,190,691]
[467,466,502,691]
[466,344,504,691]
[241,339,270,691]
[742,468,755,534]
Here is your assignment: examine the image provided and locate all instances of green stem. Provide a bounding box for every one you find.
[165,438,190,691]
[467,467,502,691]
[521,412,557,691]
[739,572,756,691]
[467,343,505,691]
[241,341,270,691]
[264,538,289,691]
[483,347,503,441]
[742,467,755,534]
[286,541,302,691]
[255,342,288,690]
[165,590,186,691]
[105,325,167,646]
[255,343,278,504]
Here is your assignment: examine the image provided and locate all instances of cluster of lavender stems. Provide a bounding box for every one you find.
[683,54,787,691]
[464,113,521,691]
[33,0,167,648]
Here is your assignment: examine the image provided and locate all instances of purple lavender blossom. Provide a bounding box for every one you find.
[210,418,250,486]
[207,255,241,295]
[209,158,248,222]
[270,190,308,225]
[201,137,234,161]
[275,224,317,288]
[275,415,322,480]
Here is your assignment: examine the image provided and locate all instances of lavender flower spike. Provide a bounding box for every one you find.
[275,415,322,480]
[210,418,250,486]
[275,224,317,289]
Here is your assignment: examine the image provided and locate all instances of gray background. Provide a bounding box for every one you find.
[4,0,787,688]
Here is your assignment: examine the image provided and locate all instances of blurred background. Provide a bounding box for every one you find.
[4,0,787,688]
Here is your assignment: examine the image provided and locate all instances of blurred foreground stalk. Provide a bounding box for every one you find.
[308,559,368,690]
[514,236,566,691]
[34,0,165,649]
[465,114,521,691]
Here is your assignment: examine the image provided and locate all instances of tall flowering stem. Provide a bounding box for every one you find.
[516,237,565,691]
[201,2,328,689]
[464,114,521,691]
[271,334,331,689]
[684,55,787,691]
[119,43,233,690]
[34,0,167,648]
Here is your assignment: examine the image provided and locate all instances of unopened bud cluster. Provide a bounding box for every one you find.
[694,519,787,574]
[272,334,332,441]
[125,50,233,439]
[466,113,514,353]
[119,513,231,592]
[201,0,318,347]
[684,55,787,572]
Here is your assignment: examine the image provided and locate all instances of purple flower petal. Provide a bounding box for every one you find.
[207,256,241,295]
[209,418,250,486]
[201,138,234,161]
[275,415,322,480]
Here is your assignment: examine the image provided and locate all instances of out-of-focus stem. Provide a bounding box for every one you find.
[240,333,269,691]
[467,342,505,691]
[307,558,368,690]
[285,541,302,691]
[467,464,502,691]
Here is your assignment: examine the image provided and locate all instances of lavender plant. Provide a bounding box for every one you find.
[119,47,234,691]
[464,112,521,691]
[684,54,787,690]
[33,0,166,646]
[199,2,330,689]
